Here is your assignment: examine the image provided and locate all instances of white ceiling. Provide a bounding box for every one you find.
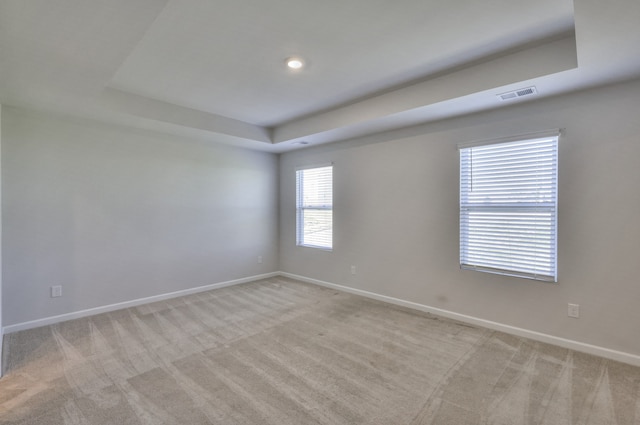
[1,0,640,153]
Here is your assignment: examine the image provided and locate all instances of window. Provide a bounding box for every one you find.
[296,165,333,249]
[459,132,558,282]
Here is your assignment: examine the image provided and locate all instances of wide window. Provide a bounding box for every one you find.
[296,165,333,249]
[459,132,558,282]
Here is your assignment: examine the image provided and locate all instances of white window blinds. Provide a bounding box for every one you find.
[459,135,558,282]
[296,165,333,249]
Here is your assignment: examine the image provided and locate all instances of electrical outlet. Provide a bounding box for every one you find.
[568,303,580,318]
[51,285,62,298]
[258,255,263,264]
[350,265,356,275]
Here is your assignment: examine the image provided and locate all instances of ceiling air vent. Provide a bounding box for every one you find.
[498,86,537,101]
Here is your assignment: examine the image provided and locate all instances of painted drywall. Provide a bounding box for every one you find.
[279,78,640,357]
[2,107,278,326]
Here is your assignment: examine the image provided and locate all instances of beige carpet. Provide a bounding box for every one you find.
[1,277,639,424]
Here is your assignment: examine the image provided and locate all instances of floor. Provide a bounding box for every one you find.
[1,277,639,424]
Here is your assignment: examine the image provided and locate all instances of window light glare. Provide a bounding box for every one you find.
[286,57,304,70]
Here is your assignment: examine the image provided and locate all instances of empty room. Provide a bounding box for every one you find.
[1,0,640,423]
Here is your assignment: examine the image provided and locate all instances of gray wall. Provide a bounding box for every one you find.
[2,107,278,326]
[279,78,640,357]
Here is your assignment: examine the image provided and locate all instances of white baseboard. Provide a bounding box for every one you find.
[5,270,640,367]
[3,272,279,334]
[280,272,640,367]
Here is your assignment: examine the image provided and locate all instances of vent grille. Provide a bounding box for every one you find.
[498,86,537,101]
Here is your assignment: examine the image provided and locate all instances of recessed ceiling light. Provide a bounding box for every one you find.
[286,57,304,70]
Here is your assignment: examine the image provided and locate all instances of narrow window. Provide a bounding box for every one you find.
[296,165,333,250]
[459,133,558,282]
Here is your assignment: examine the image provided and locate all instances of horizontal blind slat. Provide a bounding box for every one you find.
[460,136,558,282]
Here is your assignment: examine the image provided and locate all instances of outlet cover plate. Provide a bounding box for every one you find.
[568,303,580,318]
[51,285,62,298]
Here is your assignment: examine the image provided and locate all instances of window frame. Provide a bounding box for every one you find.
[458,130,559,282]
[295,164,333,250]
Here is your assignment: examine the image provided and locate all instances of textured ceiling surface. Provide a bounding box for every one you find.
[1,0,639,152]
